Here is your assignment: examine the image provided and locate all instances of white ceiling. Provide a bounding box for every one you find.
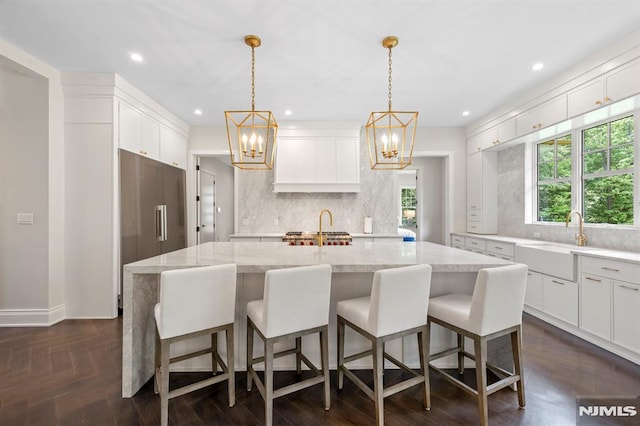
[2,0,640,128]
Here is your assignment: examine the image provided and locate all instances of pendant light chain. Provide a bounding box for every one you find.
[387,46,393,112]
[251,45,256,111]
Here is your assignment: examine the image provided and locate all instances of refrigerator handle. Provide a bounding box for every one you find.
[155,205,167,242]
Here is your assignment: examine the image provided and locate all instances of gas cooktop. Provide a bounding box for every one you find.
[282,231,352,246]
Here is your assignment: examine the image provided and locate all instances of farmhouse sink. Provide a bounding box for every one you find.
[514,242,582,281]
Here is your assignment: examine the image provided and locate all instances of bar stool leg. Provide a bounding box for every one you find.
[246,320,254,392]
[320,327,330,410]
[417,325,431,410]
[264,338,275,426]
[154,329,160,395]
[511,327,526,408]
[211,332,218,375]
[337,317,345,390]
[372,339,384,426]
[457,333,465,375]
[159,339,171,426]
[226,325,235,407]
[295,336,302,375]
[474,337,489,426]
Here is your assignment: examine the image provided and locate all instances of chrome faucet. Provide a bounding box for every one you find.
[317,209,333,246]
[565,210,587,247]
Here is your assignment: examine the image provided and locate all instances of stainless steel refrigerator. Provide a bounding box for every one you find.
[119,149,187,305]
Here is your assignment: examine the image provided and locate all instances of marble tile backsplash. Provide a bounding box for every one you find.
[237,136,396,234]
[498,144,640,253]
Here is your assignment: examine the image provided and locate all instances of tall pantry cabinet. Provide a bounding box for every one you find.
[63,73,189,318]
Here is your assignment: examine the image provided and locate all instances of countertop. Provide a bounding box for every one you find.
[124,240,512,274]
[229,233,402,238]
[452,232,640,265]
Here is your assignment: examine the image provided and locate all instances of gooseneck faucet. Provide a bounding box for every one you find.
[565,210,587,246]
[317,209,333,246]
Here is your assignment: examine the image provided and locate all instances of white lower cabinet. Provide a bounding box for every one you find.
[613,280,640,353]
[524,271,543,311]
[580,273,611,340]
[543,275,578,326]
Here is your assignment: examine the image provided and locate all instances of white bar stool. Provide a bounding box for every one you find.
[246,264,332,426]
[154,264,237,426]
[336,264,433,426]
[428,263,528,426]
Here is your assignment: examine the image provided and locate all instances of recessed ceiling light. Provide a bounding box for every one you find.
[284,110,292,116]
[194,109,202,115]
[532,62,544,71]
[462,111,470,117]
[130,52,143,63]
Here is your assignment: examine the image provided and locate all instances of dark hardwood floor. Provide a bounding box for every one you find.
[1,313,639,425]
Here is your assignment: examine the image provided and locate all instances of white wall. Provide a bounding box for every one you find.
[0,40,66,325]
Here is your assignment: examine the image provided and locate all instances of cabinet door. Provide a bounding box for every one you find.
[515,96,567,137]
[543,276,578,326]
[118,102,142,154]
[613,280,640,352]
[140,114,160,159]
[606,59,640,104]
[479,128,497,151]
[496,119,515,145]
[467,152,483,209]
[159,126,187,169]
[525,271,543,310]
[567,78,605,118]
[335,138,359,183]
[580,273,611,340]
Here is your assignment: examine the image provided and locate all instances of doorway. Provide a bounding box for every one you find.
[398,170,418,240]
[197,167,216,244]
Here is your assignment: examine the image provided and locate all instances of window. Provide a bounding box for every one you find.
[582,116,634,225]
[534,114,635,226]
[401,188,417,228]
[536,134,572,222]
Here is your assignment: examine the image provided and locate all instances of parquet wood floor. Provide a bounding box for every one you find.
[1,314,639,425]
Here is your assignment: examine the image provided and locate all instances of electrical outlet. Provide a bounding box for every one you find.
[17,213,34,225]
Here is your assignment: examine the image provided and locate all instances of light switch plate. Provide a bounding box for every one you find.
[17,213,34,225]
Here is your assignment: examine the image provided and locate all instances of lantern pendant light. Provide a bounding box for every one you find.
[366,36,418,170]
[225,35,278,170]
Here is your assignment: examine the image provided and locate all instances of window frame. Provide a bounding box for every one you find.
[532,111,639,228]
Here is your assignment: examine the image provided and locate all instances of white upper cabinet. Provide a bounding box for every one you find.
[118,101,143,154]
[515,96,567,137]
[118,99,187,169]
[467,118,516,153]
[605,59,640,104]
[140,114,160,159]
[567,78,605,118]
[159,125,188,169]
[274,124,360,192]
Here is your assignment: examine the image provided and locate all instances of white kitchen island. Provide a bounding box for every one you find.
[122,240,513,397]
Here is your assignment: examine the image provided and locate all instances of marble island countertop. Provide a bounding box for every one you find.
[124,240,512,274]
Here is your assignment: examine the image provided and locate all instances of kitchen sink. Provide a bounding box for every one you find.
[514,242,580,281]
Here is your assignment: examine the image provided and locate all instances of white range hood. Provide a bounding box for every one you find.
[273,121,361,193]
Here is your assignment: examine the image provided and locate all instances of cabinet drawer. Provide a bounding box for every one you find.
[543,276,578,326]
[581,256,640,284]
[451,235,465,246]
[486,252,513,261]
[465,237,486,251]
[466,221,482,234]
[485,241,514,257]
[467,210,482,222]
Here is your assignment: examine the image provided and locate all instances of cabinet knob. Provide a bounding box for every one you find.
[604,96,611,103]
[595,100,602,105]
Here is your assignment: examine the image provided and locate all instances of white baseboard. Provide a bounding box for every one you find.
[0,304,66,327]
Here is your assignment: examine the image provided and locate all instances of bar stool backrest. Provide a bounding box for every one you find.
[157,264,237,339]
[263,264,332,338]
[369,264,432,336]
[468,264,528,336]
